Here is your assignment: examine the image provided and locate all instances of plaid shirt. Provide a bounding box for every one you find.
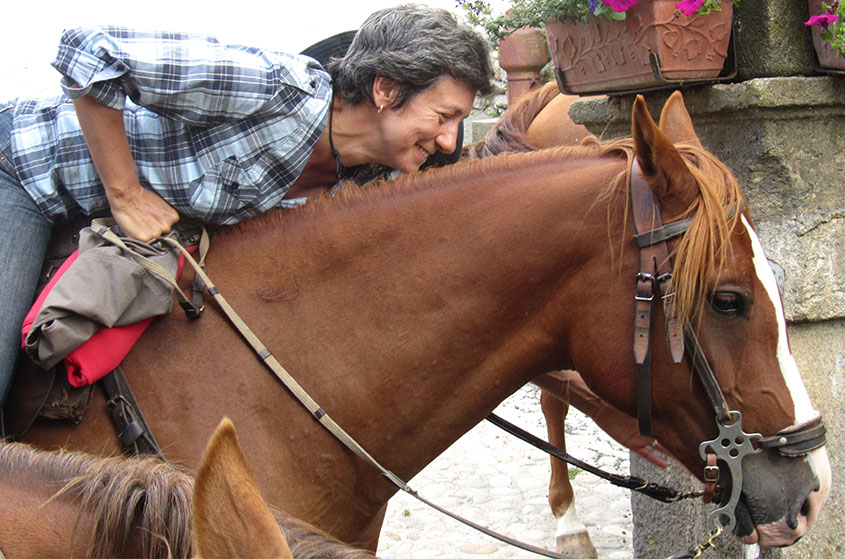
[9,27,332,224]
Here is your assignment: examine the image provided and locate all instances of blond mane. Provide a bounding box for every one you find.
[596,138,746,326]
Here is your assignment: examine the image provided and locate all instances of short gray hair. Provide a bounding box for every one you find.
[326,4,494,108]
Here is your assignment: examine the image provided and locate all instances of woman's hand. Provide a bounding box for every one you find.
[106,183,180,241]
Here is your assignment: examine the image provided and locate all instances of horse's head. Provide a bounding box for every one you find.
[625,92,831,546]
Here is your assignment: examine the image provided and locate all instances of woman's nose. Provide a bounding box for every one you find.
[435,122,459,153]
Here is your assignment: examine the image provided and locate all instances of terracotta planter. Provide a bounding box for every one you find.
[807,0,845,71]
[498,26,550,104]
[546,0,733,94]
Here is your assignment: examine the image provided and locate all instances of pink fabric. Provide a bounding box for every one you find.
[21,248,191,387]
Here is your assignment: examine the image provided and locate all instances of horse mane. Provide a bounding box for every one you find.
[0,441,193,558]
[0,442,375,559]
[482,82,562,157]
[596,139,746,326]
[268,510,376,559]
[227,145,607,237]
[229,134,743,328]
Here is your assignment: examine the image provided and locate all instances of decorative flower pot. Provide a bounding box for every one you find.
[498,26,550,104]
[807,0,845,71]
[546,0,733,94]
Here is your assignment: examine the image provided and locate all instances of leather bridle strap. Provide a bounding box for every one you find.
[684,325,731,423]
[630,161,684,437]
[486,413,700,503]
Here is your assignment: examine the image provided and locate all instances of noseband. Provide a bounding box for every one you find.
[629,161,827,532]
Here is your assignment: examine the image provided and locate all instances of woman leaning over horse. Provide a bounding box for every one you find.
[0,4,494,410]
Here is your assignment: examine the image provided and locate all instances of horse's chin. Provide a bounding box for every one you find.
[733,499,758,543]
[734,498,810,548]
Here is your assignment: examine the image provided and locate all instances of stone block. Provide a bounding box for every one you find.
[471,118,499,143]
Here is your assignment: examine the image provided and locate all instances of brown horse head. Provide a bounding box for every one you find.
[625,92,831,545]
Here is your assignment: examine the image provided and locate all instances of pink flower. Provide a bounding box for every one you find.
[602,0,638,13]
[805,13,838,28]
[675,0,706,16]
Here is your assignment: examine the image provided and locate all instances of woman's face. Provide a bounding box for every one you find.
[376,76,476,173]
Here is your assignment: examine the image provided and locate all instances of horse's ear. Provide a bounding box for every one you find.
[632,95,697,210]
[658,91,703,149]
[193,418,292,559]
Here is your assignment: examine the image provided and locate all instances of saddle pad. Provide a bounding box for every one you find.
[21,249,189,387]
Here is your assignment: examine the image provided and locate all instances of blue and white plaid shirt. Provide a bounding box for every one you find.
[8,27,333,225]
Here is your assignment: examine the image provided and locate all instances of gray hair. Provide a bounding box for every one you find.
[326,4,494,108]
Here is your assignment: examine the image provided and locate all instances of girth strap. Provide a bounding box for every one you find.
[101,367,166,462]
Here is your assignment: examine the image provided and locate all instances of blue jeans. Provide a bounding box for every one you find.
[0,104,52,406]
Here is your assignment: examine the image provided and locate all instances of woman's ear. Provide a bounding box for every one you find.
[372,75,399,110]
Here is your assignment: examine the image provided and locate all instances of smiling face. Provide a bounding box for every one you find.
[373,75,476,173]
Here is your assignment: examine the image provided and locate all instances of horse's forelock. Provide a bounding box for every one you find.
[596,139,744,327]
[670,146,745,327]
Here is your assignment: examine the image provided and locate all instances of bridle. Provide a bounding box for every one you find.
[628,160,827,534]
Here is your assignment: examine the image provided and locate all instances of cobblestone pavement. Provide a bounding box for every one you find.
[377,384,635,559]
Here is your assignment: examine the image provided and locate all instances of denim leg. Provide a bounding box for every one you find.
[0,105,52,406]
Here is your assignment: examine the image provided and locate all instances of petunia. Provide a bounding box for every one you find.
[602,0,638,13]
[589,0,600,14]
[805,13,838,28]
[675,0,706,16]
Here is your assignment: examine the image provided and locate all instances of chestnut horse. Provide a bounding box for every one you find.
[16,93,830,554]
[483,82,668,558]
[0,417,373,558]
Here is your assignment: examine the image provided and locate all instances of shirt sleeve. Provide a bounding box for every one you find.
[51,27,329,128]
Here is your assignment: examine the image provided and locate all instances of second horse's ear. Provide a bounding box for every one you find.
[658,91,703,149]
[193,418,292,559]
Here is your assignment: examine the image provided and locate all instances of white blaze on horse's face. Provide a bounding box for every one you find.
[742,215,832,518]
[742,216,815,423]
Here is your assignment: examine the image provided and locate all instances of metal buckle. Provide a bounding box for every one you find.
[636,272,655,301]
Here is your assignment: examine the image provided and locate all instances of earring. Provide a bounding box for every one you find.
[378,104,384,114]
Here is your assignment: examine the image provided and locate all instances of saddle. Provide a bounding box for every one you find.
[1,217,204,460]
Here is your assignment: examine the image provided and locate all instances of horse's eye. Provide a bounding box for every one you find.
[710,292,744,316]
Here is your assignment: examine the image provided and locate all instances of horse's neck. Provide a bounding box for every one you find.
[211,156,623,477]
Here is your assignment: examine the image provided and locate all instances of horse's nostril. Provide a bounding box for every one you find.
[801,499,811,517]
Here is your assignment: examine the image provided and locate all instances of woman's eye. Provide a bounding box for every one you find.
[710,292,744,316]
